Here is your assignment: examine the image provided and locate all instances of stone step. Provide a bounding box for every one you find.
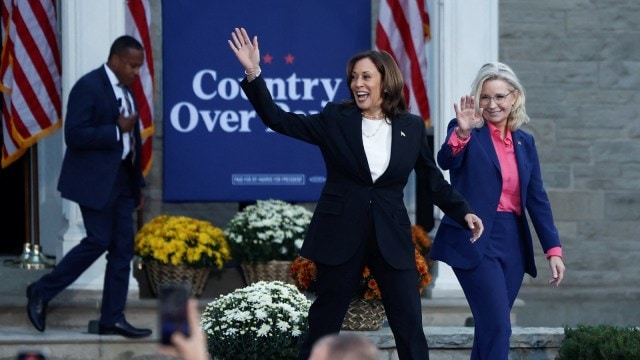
[421,297,525,327]
[1,258,542,359]
[0,325,168,360]
[0,325,564,360]
[2,276,516,332]
[1,290,159,331]
[0,281,558,359]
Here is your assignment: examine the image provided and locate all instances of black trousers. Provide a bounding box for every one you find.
[298,210,429,360]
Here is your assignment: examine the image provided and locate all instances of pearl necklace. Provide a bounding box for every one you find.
[362,118,386,138]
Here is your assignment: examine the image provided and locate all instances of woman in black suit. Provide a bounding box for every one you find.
[228,27,484,360]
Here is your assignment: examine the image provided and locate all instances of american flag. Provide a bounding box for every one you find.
[0,0,61,168]
[125,0,154,176]
[376,0,431,127]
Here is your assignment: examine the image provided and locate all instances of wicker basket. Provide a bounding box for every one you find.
[240,260,294,285]
[145,261,210,297]
[341,298,386,331]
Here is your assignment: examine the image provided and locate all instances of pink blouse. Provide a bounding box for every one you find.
[487,122,521,216]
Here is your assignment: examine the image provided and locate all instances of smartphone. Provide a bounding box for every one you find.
[158,284,190,345]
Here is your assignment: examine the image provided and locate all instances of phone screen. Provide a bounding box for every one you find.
[158,284,190,345]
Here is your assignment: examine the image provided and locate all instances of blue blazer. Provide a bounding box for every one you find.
[241,77,474,270]
[431,119,561,277]
[58,66,144,210]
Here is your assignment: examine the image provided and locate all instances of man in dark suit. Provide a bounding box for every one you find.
[26,35,151,338]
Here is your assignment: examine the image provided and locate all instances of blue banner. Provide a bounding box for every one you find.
[162,0,371,202]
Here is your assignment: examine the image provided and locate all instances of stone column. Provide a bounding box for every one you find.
[427,0,499,298]
[59,0,137,292]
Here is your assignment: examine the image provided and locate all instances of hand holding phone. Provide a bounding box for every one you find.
[158,284,190,346]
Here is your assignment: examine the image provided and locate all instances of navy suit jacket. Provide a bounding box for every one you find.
[58,66,143,210]
[431,119,561,277]
[241,76,474,270]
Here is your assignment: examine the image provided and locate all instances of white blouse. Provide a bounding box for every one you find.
[361,118,392,182]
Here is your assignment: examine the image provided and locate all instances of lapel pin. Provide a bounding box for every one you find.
[400,131,406,137]
[517,141,522,145]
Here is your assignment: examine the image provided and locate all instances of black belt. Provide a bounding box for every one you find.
[122,153,133,166]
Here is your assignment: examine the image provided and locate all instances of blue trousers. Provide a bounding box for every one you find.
[453,212,526,360]
[33,163,135,325]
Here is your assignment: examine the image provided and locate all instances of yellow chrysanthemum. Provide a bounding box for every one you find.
[135,215,232,269]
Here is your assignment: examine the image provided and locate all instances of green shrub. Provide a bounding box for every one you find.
[556,325,640,360]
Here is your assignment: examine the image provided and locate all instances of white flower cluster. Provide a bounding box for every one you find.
[225,199,313,263]
[201,281,311,359]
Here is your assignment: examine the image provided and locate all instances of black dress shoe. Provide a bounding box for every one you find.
[26,284,47,332]
[98,320,152,338]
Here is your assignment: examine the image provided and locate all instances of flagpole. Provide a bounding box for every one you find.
[25,144,54,268]
[6,145,54,269]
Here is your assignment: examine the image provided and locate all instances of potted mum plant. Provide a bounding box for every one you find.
[224,199,313,285]
[135,215,232,296]
[201,280,311,360]
[290,225,432,330]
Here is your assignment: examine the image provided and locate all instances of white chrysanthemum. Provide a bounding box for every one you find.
[201,280,312,359]
[224,199,312,262]
[256,323,271,337]
[254,308,267,319]
[276,320,290,332]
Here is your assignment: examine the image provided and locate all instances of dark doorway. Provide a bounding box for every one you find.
[0,23,29,256]
[0,155,27,255]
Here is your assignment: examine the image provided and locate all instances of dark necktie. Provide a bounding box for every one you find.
[119,84,134,115]
[119,84,135,163]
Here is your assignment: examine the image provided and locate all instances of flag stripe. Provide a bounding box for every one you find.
[384,0,429,120]
[8,4,59,130]
[0,0,61,167]
[125,0,155,176]
[376,0,431,126]
[389,0,429,120]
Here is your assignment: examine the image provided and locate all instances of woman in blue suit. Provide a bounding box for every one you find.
[229,28,484,360]
[432,62,566,360]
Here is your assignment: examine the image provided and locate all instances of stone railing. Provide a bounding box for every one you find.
[356,326,564,360]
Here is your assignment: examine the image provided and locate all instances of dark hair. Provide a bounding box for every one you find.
[315,333,379,360]
[108,35,143,61]
[344,50,407,119]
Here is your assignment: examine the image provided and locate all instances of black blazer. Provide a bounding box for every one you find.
[58,66,144,210]
[241,76,473,270]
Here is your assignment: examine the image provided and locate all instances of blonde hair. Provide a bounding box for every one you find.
[470,62,530,130]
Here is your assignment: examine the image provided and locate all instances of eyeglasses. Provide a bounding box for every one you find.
[479,90,515,105]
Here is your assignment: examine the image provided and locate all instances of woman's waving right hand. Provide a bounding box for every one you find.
[453,95,483,136]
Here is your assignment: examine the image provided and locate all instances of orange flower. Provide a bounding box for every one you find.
[412,224,432,258]
[290,225,432,300]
